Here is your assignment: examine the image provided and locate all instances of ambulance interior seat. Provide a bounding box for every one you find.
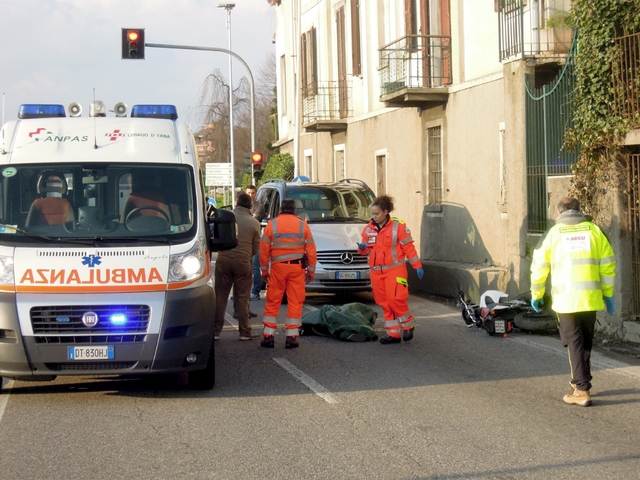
[25,171,75,227]
[120,171,171,223]
[293,199,309,220]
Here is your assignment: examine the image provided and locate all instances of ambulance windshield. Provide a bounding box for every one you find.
[0,164,196,243]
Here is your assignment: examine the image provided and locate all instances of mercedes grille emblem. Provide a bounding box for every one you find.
[340,252,354,265]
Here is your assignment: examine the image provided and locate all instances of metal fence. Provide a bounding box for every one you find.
[613,31,640,119]
[302,80,352,124]
[628,154,640,317]
[378,35,452,96]
[525,36,578,233]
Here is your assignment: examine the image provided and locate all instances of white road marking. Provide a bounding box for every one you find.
[273,357,341,404]
[0,378,13,422]
[224,313,239,330]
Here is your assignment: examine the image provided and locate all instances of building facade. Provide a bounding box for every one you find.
[268,0,638,341]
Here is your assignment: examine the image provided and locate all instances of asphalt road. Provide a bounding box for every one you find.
[1,291,640,479]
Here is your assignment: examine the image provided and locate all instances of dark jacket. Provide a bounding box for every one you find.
[217,206,260,264]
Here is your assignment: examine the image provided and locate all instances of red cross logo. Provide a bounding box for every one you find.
[106,130,125,141]
[28,128,51,140]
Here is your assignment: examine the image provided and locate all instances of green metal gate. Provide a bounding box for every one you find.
[525,39,579,233]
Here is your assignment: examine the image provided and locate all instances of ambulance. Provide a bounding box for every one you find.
[0,102,237,390]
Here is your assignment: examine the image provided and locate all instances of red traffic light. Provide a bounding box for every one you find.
[251,152,263,164]
[121,28,145,60]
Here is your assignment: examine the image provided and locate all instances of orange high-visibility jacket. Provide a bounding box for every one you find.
[359,217,421,271]
[260,213,317,273]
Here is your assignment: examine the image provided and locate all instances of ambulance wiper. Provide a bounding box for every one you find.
[0,224,54,242]
[92,236,172,245]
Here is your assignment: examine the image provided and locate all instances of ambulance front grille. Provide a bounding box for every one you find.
[34,335,147,344]
[44,362,137,371]
[30,305,150,334]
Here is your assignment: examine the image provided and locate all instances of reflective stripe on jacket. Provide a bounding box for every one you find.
[260,212,317,272]
[530,214,615,314]
[358,217,421,271]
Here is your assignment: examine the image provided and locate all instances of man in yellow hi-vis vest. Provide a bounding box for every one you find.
[530,197,615,407]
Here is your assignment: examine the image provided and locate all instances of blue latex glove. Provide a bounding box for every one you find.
[531,298,544,313]
[416,267,424,280]
[604,296,615,315]
[356,242,367,251]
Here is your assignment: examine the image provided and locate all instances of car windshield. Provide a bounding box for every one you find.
[0,163,196,244]
[287,185,374,222]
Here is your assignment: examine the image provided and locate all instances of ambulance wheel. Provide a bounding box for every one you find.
[514,312,557,332]
[188,343,216,390]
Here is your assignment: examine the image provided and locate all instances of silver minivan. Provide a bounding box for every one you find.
[256,179,374,293]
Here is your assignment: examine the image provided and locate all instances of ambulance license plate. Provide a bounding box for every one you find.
[68,346,115,360]
[336,271,359,280]
[494,320,506,334]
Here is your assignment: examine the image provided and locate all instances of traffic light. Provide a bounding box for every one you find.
[251,152,264,180]
[121,28,145,59]
[251,152,263,165]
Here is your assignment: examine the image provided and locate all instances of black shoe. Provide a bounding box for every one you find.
[285,336,299,349]
[402,327,414,342]
[249,310,258,318]
[380,336,401,344]
[260,335,275,348]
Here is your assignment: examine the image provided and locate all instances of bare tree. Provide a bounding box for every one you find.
[197,54,277,182]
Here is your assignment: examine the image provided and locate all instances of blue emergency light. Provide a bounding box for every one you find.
[18,104,66,119]
[130,104,178,120]
[109,313,128,326]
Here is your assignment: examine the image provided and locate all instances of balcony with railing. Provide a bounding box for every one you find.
[613,31,640,121]
[499,0,573,61]
[302,80,351,132]
[378,34,452,107]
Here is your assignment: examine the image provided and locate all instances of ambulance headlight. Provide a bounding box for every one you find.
[168,243,205,283]
[0,255,14,286]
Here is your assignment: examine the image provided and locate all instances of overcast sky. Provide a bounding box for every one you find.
[0,0,275,129]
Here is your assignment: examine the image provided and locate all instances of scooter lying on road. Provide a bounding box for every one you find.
[457,287,556,336]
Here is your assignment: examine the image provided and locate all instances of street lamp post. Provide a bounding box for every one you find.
[218,3,235,200]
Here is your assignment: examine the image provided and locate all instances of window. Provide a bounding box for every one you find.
[301,27,317,98]
[375,152,387,196]
[334,147,345,181]
[427,126,443,204]
[280,55,287,115]
[350,0,361,76]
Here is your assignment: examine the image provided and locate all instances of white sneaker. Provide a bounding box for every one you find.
[250,293,260,300]
[214,336,221,341]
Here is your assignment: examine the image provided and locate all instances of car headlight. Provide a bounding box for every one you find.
[0,255,14,286]
[168,242,205,283]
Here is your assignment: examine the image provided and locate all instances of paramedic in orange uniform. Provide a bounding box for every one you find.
[357,195,424,344]
[260,198,317,349]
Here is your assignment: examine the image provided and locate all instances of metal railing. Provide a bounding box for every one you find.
[378,35,452,96]
[629,153,640,317]
[302,80,352,124]
[525,37,578,233]
[499,0,573,60]
[613,31,640,119]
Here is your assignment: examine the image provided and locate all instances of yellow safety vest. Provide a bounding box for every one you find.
[531,220,615,314]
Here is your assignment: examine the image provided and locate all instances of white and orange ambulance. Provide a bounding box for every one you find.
[0,102,236,390]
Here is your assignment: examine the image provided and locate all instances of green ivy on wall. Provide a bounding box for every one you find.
[568,0,640,217]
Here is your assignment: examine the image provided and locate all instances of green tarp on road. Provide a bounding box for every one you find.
[301,303,378,342]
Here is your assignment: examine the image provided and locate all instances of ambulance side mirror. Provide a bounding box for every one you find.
[207,206,238,252]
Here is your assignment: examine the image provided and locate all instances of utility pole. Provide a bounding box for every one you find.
[218,3,236,201]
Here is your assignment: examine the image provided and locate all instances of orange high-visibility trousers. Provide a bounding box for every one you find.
[371,264,414,338]
[263,262,306,337]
